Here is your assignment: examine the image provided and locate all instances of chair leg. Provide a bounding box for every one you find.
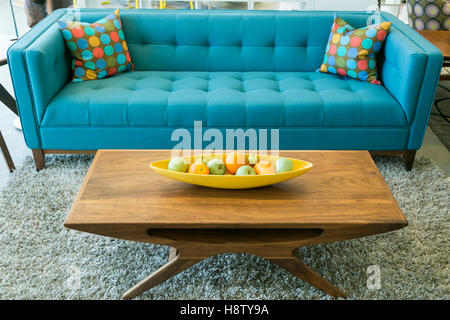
[0,131,15,172]
[0,83,18,115]
[32,149,45,171]
[403,150,416,171]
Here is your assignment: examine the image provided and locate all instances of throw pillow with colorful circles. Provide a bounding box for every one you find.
[407,0,450,31]
[57,9,134,82]
[319,17,392,84]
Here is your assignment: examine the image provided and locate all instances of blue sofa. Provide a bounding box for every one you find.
[8,9,443,170]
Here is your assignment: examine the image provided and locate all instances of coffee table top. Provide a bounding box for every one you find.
[418,30,450,59]
[64,150,407,230]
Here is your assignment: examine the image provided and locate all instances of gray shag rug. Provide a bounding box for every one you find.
[429,81,450,150]
[0,155,449,300]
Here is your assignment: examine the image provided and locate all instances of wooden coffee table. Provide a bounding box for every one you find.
[64,150,408,299]
[418,30,450,80]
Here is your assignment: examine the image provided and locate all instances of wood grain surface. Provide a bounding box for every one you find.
[419,30,450,59]
[65,150,407,230]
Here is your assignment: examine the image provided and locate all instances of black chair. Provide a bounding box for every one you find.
[0,58,17,172]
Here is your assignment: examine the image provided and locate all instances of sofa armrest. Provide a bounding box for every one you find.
[7,9,71,149]
[381,12,443,150]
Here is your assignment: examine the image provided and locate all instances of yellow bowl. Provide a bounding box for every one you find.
[149,153,313,189]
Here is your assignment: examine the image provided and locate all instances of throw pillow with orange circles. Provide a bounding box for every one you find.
[57,9,134,82]
[319,17,392,84]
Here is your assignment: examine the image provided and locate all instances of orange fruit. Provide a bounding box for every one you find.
[225,152,246,175]
[254,160,276,175]
[188,163,209,175]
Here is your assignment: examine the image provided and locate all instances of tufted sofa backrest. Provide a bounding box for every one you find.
[75,9,373,72]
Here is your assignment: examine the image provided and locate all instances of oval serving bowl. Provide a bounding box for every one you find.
[149,153,313,189]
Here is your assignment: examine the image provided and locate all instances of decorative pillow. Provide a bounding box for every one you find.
[319,17,392,84]
[57,9,134,82]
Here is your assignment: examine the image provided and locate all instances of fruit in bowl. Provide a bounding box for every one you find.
[236,165,256,176]
[188,162,209,175]
[254,159,276,175]
[248,153,258,165]
[168,157,189,173]
[152,153,313,189]
[195,157,208,165]
[276,158,294,173]
[167,154,296,176]
[225,151,246,174]
[207,158,226,175]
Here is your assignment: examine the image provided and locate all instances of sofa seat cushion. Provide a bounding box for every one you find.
[42,71,408,128]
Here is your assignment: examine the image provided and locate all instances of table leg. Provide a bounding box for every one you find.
[122,247,346,299]
[122,253,202,299]
[268,256,346,298]
[111,227,354,299]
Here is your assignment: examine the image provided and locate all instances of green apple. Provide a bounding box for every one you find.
[168,157,189,173]
[248,153,258,165]
[275,158,293,173]
[236,165,256,176]
[207,158,226,175]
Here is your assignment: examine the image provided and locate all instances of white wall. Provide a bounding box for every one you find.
[310,0,378,11]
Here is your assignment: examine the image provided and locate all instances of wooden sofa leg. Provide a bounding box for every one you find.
[32,149,45,171]
[403,150,416,171]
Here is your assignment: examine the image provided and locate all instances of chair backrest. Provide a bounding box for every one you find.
[406,0,450,31]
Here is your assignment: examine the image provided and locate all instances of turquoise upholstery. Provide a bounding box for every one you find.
[42,71,407,128]
[8,9,443,152]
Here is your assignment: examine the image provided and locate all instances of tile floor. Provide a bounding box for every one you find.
[1,1,449,190]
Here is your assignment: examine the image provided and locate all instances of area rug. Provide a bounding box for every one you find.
[429,81,450,150]
[0,155,448,300]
